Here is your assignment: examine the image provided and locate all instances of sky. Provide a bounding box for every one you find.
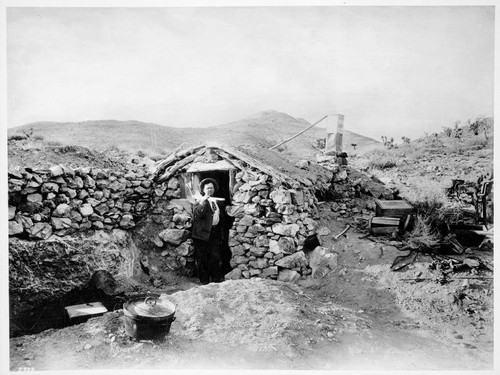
[6,5,495,141]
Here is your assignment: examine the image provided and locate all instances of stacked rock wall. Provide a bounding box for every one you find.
[143,175,196,277]
[9,155,321,282]
[225,169,319,282]
[8,164,153,240]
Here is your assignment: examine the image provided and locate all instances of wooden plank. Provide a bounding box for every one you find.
[213,144,297,186]
[371,217,401,225]
[65,302,107,319]
[157,154,199,183]
[152,144,205,177]
[369,216,402,235]
[186,160,236,172]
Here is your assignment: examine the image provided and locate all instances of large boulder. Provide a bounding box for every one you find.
[51,217,72,230]
[41,182,59,194]
[26,194,43,203]
[239,215,255,226]
[226,205,244,218]
[249,258,268,269]
[79,203,94,217]
[272,223,300,236]
[175,241,193,256]
[261,266,278,278]
[8,206,16,220]
[9,221,24,236]
[308,246,338,278]
[173,213,191,227]
[119,214,135,229]
[277,269,301,283]
[275,251,307,269]
[53,203,71,217]
[166,199,193,215]
[26,223,53,240]
[49,165,64,177]
[225,268,242,280]
[269,188,292,204]
[269,237,296,255]
[159,229,189,245]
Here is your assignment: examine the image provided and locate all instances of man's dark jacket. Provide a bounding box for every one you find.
[192,200,222,241]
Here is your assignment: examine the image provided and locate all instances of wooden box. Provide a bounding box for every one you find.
[65,302,108,325]
[369,216,401,235]
[375,199,414,218]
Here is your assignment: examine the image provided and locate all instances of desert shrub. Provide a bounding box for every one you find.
[403,214,440,250]
[136,150,146,158]
[21,141,43,151]
[316,138,326,149]
[369,157,397,169]
[55,145,81,153]
[148,153,165,162]
[32,134,44,141]
[442,127,453,137]
[106,144,121,152]
[476,149,493,159]
[400,178,448,221]
[8,134,28,141]
[424,135,445,149]
[462,136,488,150]
[435,206,468,226]
[365,149,399,169]
[46,141,63,147]
[468,116,493,140]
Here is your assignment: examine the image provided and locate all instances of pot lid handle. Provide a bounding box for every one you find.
[144,296,157,307]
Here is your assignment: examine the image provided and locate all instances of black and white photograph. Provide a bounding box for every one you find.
[3,1,496,373]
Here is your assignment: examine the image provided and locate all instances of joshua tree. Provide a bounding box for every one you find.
[453,121,463,139]
[469,116,493,140]
[351,143,357,150]
[442,127,453,137]
[381,136,395,149]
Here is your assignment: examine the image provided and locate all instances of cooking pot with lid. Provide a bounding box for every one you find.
[123,294,176,341]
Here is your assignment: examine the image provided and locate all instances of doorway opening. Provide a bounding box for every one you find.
[189,169,234,277]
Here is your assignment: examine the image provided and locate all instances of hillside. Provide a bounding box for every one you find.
[8,111,380,159]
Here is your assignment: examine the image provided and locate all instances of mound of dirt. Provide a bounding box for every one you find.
[8,141,131,170]
[9,278,370,371]
[164,278,363,355]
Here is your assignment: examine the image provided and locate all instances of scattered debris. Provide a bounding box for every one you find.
[333,225,351,240]
[390,251,418,271]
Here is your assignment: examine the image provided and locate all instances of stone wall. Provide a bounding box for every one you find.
[8,159,322,282]
[143,175,196,278]
[224,170,319,282]
[8,164,153,240]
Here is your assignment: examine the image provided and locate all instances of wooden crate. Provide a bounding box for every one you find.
[375,199,414,218]
[369,216,401,235]
[65,302,108,324]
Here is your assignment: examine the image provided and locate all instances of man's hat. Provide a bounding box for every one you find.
[199,178,218,194]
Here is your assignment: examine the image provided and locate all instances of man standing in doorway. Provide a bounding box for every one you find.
[191,178,225,284]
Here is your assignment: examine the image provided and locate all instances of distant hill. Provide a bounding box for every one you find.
[8,110,380,158]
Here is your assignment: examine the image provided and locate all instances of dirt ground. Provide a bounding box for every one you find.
[9,201,494,372]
